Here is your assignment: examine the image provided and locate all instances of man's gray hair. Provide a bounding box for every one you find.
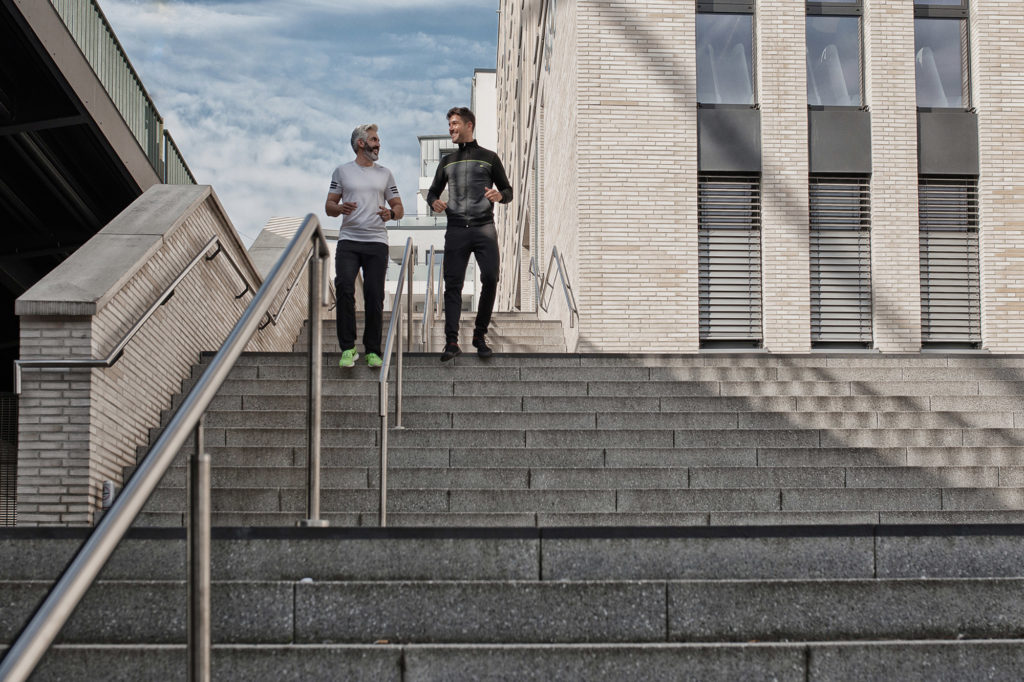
[351,124,378,153]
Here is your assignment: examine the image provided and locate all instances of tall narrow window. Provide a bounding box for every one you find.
[697,2,755,106]
[919,177,980,346]
[806,1,863,107]
[699,174,762,348]
[914,0,970,109]
[810,175,872,347]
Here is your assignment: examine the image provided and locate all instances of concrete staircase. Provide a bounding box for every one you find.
[3,525,1024,679]
[6,320,1024,678]
[135,351,1024,528]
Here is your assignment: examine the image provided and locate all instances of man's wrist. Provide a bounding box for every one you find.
[389,209,395,221]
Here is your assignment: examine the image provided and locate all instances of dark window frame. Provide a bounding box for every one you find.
[806,1,863,18]
[913,6,972,110]
[806,1,865,107]
[914,1,969,19]
[697,1,754,13]
[696,8,758,107]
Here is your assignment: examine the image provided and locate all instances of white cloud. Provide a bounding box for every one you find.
[102,0,498,245]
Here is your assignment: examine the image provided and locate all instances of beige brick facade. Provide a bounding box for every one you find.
[497,0,1023,353]
[974,0,1024,351]
[864,0,922,352]
[16,186,309,525]
[758,0,811,353]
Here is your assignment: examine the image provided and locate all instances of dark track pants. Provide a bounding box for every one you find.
[335,239,389,355]
[443,222,500,344]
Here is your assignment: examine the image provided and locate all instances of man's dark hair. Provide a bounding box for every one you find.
[446,106,476,129]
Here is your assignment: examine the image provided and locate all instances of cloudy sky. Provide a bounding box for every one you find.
[102,0,500,246]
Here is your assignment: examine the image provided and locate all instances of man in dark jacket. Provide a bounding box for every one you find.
[426,106,513,361]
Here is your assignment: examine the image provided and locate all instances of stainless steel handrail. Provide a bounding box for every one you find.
[259,248,313,329]
[529,254,542,314]
[421,245,437,353]
[12,235,253,394]
[0,215,330,682]
[532,246,579,328]
[377,237,414,527]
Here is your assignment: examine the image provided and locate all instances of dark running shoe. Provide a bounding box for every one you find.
[472,333,494,359]
[440,342,462,362]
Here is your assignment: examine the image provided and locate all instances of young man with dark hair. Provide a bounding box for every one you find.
[325,124,404,368]
[426,107,513,361]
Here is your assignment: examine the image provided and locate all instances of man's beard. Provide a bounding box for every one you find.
[365,144,379,161]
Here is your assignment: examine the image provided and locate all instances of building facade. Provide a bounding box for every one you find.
[496,0,1024,353]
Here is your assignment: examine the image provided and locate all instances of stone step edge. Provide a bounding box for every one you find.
[7,523,1024,541]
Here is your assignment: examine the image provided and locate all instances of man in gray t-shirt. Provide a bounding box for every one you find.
[325,124,404,368]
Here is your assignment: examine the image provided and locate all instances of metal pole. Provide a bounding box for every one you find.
[407,247,415,349]
[187,416,211,682]
[379,383,388,528]
[301,253,327,527]
[396,284,404,429]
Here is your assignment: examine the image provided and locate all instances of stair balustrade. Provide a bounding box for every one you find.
[0,214,331,682]
[377,238,414,527]
[530,246,579,329]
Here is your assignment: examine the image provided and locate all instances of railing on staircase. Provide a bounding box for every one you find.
[12,236,254,394]
[530,246,579,329]
[0,215,331,682]
[378,238,414,527]
[421,245,444,353]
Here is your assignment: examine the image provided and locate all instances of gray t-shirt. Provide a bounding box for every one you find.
[329,161,400,244]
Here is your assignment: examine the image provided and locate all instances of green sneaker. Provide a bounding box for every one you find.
[339,348,359,368]
[366,352,383,368]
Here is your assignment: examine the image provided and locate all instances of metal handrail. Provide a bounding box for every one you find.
[421,246,438,352]
[0,215,330,682]
[259,247,313,329]
[377,237,414,527]
[531,246,579,328]
[12,236,253,394]
[435,252,444,318]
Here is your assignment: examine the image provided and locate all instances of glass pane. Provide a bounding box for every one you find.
[915,0,964,6]
[915,18,966,108]
[697,14,755,105]
[806,16,862,106]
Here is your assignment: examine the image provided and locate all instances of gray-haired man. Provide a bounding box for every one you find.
[325,124,404,368]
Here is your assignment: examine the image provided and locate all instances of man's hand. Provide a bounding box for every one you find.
[431,199,447,213]
[377,205,392,222]
[484,188,502,203]
[340,201,357,215]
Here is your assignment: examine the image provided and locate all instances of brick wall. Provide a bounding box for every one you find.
[865,0,922,352]
[758,0,811,352]
[575,0,698,352]
[16,186,310,525]
[974,0,1024,351]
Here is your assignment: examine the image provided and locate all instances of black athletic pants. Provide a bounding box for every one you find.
[335,239,389,355]
[443,222,500,344]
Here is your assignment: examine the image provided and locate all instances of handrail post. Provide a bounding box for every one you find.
[301,251,327,527]
[187,415,211,682]
[396,286,404,429]
[407,247,415,349]
[379,382,388,528]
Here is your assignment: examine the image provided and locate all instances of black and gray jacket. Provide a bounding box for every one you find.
[426,140,513,228]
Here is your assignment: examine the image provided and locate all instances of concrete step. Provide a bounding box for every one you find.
[6,527,1024,583]
[21,641,1024,681]
[158,425,1024,450]
[6,576,1024,645]
[153,445,1024,472]
[129,509,1024,528]
[152,465,1020,492]
[139,483,1024,517]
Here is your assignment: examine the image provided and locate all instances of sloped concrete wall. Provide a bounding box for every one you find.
[15,185,310,525]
